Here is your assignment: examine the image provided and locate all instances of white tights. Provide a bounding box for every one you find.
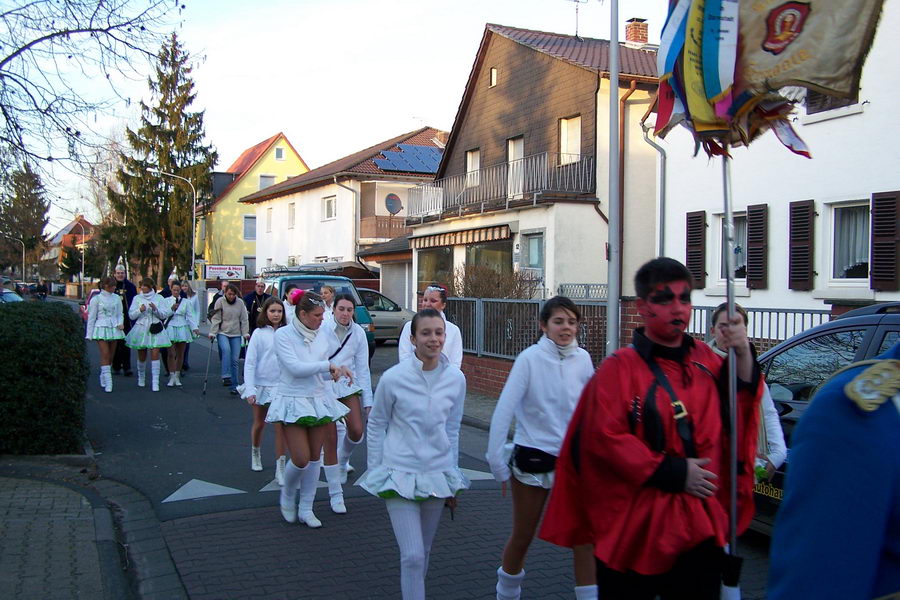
[385,497,445,600]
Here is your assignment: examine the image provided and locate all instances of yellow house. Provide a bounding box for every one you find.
[198,133,309,277]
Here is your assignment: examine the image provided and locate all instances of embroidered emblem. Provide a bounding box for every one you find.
[844,360,900,412]
[763,1,811,56]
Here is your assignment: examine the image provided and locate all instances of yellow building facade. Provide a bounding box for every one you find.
[198,133,308,277]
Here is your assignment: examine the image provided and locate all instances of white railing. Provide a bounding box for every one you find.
[408,152,595,218]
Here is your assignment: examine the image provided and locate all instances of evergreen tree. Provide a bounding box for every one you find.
[0,164,50,277]
[109,33,217,286]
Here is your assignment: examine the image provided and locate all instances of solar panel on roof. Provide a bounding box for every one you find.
[374,144,442,174]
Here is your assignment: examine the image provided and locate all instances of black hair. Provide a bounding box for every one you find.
[411,308,444,336]
[258,297,288,329]
[711,302,748,327]
[100,276,116,289]
[283,284,298,301]
[140,277,156,290]
[333,293,356,310]
[540,296,581,324]
[225,283,241,295]
[170,279,182,289]
[634,257,693,300]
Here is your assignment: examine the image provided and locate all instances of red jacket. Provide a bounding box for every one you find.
[538,330,762,575]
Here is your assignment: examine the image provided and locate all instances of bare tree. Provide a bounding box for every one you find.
[446,263,543,299]
[0,0,182,171]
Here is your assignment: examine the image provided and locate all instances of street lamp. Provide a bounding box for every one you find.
[147,168,198,280]
[3,235,25,282]
[72,219,86,299]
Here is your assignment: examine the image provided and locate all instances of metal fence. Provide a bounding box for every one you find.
[689,305,832,352]
[557,283,608,300]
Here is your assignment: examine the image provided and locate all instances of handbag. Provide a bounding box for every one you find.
[512,444,557,474]
[149,320,164,335]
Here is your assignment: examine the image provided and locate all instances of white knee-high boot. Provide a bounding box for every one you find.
[324,464,346,514]
[338,432,363,482]
[280,460,305,523]
[137,361,146,387]
[151,360,161,392]
[496,567,525,600]
[99,367,107,388]
[298,459,322,528]
[101,366,113,393]
[574,584,598,600]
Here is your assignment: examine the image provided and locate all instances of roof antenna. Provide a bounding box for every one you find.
[566,0,589,41]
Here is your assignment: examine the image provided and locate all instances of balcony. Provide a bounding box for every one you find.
[359,215,411,239]
[407,152,595,220]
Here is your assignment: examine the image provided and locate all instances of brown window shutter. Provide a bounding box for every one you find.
[746,204,768,289]
[870,191,900,291]
[686,211,706,289]
[789,200,815,291]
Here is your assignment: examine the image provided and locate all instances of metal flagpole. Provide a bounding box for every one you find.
[722,150,739,554]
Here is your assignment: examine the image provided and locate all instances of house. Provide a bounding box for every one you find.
[198,133,309,277]
[357,235,414,309]
[404,21,659,304]
[42,215,96,275]
[240,127,447,279]
[659,0,900,322]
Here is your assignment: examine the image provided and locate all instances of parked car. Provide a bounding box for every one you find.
[260,270,376,358]
[0,290,24,303]
[358,288,415,344]
[751,301,900,533]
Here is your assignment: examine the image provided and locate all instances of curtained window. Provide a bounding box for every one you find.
[833,204,869,279]
[721,214,747,279]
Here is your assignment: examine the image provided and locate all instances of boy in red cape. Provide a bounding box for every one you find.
[539,258,762,599]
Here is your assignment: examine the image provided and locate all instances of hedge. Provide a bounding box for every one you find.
[0,301,88,454]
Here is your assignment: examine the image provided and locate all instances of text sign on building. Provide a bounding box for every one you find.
[205,264,246,280]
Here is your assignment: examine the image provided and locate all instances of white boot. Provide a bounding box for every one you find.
[298,460,322,528]
[174,372,183,387]
[166,373,176,387]
[137,361,146,387]
[99,368,107,388]
[280,460,304,523]
[496,567,525,600]
[574,584,598,600]
[102,366,113,393]
[251,446,263,471]
[324,464,346,514]
[338,433,363,483]
[276,455,286,486]
[151,360,161,392]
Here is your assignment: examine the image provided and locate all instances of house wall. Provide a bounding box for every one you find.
[380,261,413,310]
[661,0,900,310]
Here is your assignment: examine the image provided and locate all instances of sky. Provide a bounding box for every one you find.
[50,0,669,229]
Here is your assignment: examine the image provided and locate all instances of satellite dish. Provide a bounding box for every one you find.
[385,193,403,215]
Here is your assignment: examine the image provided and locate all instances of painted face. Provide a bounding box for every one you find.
[267,303,284,326]
[321,287,334,305]
[422,289,445,312]
[541,307,579,346]
[637,280,692,346]
[334,299,355,326]
[255,282,266,294]
[300,306,325,330]
[411,315,446,362]
[224,289,237,302]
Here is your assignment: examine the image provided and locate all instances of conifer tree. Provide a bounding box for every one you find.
[109,33,217,285]
[0,163,50,276]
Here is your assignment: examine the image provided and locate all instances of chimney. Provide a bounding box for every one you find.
[625,18,648,46]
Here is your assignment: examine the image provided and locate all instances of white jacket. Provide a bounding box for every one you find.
[397,311,463,368]
[183,293,201,325]
[160,295,198,330]
[327,321,374,408]
[274,323,338,398]
[128,292,171,334]
[243,326,281,399]
[486,336,594,482]
[367,355,466,473]
[85,290,124,339]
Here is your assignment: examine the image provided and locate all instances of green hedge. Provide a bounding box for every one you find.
[0,301,88,454]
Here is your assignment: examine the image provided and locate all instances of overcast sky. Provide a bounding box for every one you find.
[52,0,668,227]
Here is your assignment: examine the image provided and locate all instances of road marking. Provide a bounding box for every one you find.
[460,468,495,481]
[163,479,247,503]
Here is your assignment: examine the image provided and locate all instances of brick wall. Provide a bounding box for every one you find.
[461,354,513,397]
[619,297,641,348]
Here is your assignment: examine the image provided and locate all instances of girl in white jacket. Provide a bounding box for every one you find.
[398,283,463,368]
[86,277,125,393]
[487,296,597,600]
[357,308,469,600]
[240,297,288,481]
[125,278,172,392]
[160,280,197,388]
[320,294,373,513]
[266,290,351,528]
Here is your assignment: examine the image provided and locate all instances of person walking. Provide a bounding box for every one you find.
[125,278,172,392]
[111,265,137,376]
[208,283,250,395]
[357,308,469,600]
[86,277,126,393]
[266,290,351,528]
[161,280,197,387]
[487,296,597,600]
[321,294,373,512]
[240,297,289,481]
[180,281,200,372]
[398,283,463,368]
[243,279,272,337]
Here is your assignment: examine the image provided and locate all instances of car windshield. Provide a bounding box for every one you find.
[274,279,362,305]
[1,291,23,302]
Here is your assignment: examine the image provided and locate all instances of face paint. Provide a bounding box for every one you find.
[638,280,692,347]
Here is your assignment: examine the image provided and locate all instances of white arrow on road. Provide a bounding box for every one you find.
[163,479,248,503]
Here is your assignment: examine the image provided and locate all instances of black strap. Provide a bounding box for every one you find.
[637,353,698,459]
[328,329,353,361]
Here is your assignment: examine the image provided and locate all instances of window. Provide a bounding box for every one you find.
[259,175,276,190]
[287,255,297,267]
[288,203,295,229]
[266,207,273,233]
[832,203,869,279]
[523,233,544,269]
[243,256,256,277]
[877,330,900,355]
[465,240,513,275]
[720,214,747,279]
[465,149,480,187]
[559,116,581,165]
[417,247,453,291]
[489,67,498,87]
[275,147,285,160]
[266,258,273,268]
[806,89,857,116]
[322,195,336,220]
[243,215,256,241]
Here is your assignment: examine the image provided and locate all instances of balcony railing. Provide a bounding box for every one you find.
[359,215,411,239]
[408,152,595,218]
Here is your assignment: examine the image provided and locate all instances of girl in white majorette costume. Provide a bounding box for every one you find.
[125,277,172,392]
[160,279,198,388]
[320,293,373,514]
[357,308,469,600]
[239,297,289,483]
[266,290,351,528]
[86,276,126,393]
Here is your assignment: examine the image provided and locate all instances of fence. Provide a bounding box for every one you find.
[689,305,832,352]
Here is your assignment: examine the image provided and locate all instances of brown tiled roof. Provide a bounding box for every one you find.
[240,127,447,204]
[486,24,657,78]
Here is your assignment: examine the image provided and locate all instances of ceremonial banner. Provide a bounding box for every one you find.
[738,0,885,98]
[702,0,740,116]
[683,0,727,133]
